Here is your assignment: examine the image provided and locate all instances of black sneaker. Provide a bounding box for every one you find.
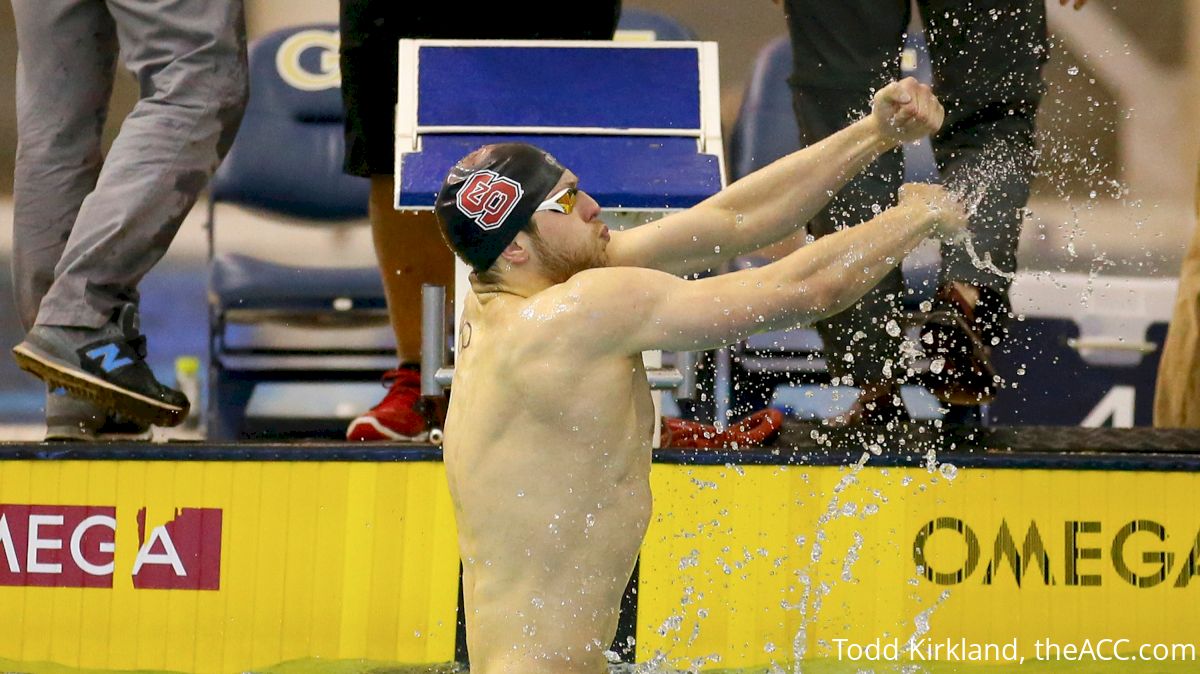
[44,386,154,442]
[12,305,189,427]
[920,284,1009,406]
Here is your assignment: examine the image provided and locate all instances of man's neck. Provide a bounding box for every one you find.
[470,270,555,302]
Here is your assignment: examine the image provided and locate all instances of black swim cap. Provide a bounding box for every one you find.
[435,143,566,273]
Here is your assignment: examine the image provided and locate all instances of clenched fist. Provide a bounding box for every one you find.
[870,77,945,144]
[898,182,968,240]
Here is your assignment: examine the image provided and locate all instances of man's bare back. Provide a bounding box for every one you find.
[444,286,655,673]
[432,78,960,674]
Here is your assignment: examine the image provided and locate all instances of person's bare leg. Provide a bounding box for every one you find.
[370,175,456,363]
[346,177,456,441]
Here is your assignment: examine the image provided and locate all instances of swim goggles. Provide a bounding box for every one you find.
[534,186,578,215]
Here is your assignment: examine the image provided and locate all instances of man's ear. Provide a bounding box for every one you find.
[498,233,532,266]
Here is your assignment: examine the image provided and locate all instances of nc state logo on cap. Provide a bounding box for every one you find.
[455,170,525,231]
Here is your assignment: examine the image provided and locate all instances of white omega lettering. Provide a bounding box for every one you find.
[27,514,63,574]
[132,525,187,577]
[0,514,18,572]
[70,515,117,576]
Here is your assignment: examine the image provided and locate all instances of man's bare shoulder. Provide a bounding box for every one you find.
[537,266,677,312]
[514,267,681,351]
[588,265,693,292]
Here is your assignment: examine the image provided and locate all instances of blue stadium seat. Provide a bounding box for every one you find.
[206,24,392,440]
[616,8,698,41]
[729,32,936,186]
[728,36,797,183]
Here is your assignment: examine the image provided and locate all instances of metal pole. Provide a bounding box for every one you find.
[675,351,697,400]
[421,284,447,396]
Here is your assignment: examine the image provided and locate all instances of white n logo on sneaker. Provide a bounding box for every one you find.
[86,344,133,373]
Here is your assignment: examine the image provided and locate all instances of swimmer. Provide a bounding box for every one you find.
[437,77,965,674]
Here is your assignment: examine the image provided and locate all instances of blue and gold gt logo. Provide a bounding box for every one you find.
[275,29,340,91]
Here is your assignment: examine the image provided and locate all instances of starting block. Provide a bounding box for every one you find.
[989,272,1178,427]
[395,40,723,212]
[394,39,726,442]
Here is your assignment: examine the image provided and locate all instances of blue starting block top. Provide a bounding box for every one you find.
[400,134,719,209]
[396,40,725,211]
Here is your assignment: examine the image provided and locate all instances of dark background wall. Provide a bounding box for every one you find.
[2,1,1195,199]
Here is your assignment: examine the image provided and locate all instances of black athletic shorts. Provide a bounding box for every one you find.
[339,2,622,177]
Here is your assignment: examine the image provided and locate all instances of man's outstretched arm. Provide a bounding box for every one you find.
[605,77,943,277]
[576,184,966,356]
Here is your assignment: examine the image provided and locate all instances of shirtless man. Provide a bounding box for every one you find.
[438,77,964,674]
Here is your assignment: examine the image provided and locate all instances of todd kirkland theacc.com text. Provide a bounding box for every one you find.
[832,637,1199,664]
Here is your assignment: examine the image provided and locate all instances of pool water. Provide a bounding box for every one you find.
[5,658,1197,674]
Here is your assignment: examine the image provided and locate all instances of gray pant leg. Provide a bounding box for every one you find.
[790,83,908,385]
[33,0,248,328]
[10,0,118,332]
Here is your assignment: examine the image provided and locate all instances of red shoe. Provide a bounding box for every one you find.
[661,409,784,449]
[346,368,432,442]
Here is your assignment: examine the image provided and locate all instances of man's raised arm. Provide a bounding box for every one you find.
[580,183,966,356]
[605,77,944,277]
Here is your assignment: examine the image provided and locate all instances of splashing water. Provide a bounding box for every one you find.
[940,145,1030,281]
[947,230,1016,281]
[904,589,954,655]
[943,141,1026,220]
[783,447,893,673]
[840,532,865,583]
[649,414,960,673]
